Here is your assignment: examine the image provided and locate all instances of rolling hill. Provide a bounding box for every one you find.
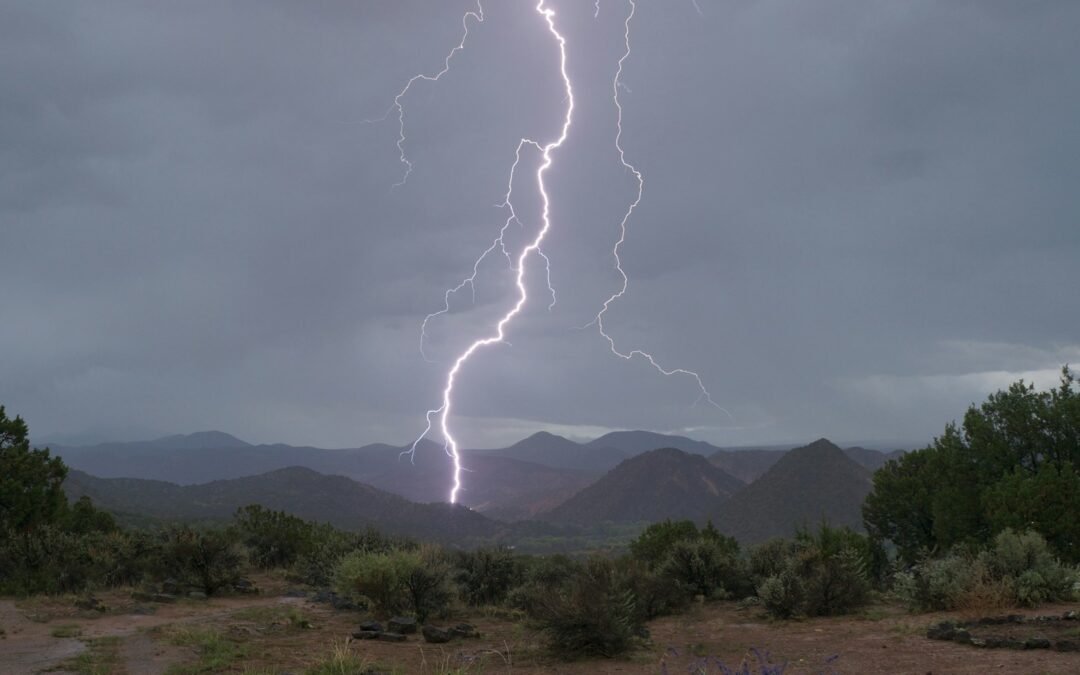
[476,431,627,474]
[63,466,508,543]
[539,447,744,525]
[711,438,873,544]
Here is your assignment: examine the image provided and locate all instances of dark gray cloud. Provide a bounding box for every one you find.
[2,0,1078,450]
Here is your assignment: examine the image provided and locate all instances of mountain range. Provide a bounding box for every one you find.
[53,429,905,543]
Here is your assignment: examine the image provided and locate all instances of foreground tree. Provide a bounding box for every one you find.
[0,406,68,534]
[863,367,1080,563]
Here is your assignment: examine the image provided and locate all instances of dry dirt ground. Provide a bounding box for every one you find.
[1,579,1078,674]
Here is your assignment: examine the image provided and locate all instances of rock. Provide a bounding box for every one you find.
[388,617,417,634]
[1054,639,1080,652]
[1001,639,1025,650]
[351,630,381,640]
[1063,610,1078,621]
[926,622,956,641]
[951,629,972,644]
[284,589,308,598]
[1024,637,1051,650]
[379,632,407,642]
[330,595,360,611]
[162,578,181,595]
[983,637,1003,649]
[448,623,478,639]
[422,625,450,644]
[358,620,383,633]
[188,591,207,600]
[234,579,257,594]
[970,639,986,648]
[151,593,178,603]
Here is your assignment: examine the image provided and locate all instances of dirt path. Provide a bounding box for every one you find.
[0,593,298,675]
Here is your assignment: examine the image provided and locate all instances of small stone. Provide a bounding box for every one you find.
[448,623,478,639]
[378,632,407,642]
[330,595,359,611]
[388,617,417,634]
[1063,611,1078,621]
[351,630,381,640]
[422,625,450,644]
[358,620,383,633]
[1024,637,1051,650]
[970,638,987,648]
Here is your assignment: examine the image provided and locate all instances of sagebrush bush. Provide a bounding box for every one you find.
[160,527,246,595]
[752,525,870,619]
[334,545,450,621]
[658,538,751,600]
[895,529,1078,612]
[454,546,519,607]
[531,556,641,659]
[507,554,581,614]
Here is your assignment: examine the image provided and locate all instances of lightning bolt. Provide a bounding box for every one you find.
[386,0,726,504]
[590,0,731,419]
[370,2,485,188]
[405,0,574,504]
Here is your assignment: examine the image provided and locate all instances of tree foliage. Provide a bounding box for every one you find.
[0,406,68,535]
[863,367,1080,563]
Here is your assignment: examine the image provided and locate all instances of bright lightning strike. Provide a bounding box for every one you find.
[405,1,574,504]
[385,0,727,505]
[590,0,732,419]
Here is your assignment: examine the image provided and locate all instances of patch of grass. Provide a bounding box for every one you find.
[858,608,890,622]
[54,636,122,675]
[51,624,83,638]
[305,639,381,675]
[162,626,246,674]
[232,604,313,630]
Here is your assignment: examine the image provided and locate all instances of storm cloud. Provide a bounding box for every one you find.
[2,0,1078,450]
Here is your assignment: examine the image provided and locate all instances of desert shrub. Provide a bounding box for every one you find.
[507,554,581,613]
[896,529,1078,612]
[291,525,406,587]
[530,556,641,659]
[233,504,320,569]
[753,525,870,619]
[749,538,797,582]
[794,545,869,616]
[630,519,738,569]
[453,546,520,606]
[611,556,688,621]
[159,527,246,596]
[400,544,452,622]
[658,537,751,600]
[86,530,159,587]
[757,568,804,619]
[334,545,450,621]
[0,526,98,594]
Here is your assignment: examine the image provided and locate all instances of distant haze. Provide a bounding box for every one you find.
[2,1,1078,450]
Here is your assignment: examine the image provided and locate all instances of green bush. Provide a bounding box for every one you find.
[752,525,871,619]
[611,556,688,621]
[334,545,450,621]
[159,527,246,596]
[234,504,320,569]
[531,556,641,659]
[895,529,1079,612]
[507,554,581,613]
[658,538,750,600]
[453,546,520,606]
[757,568,803,619]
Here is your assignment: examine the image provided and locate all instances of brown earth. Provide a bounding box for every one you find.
[2,579,1078,674]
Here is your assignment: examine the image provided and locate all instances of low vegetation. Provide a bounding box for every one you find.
[1,370,1078,667]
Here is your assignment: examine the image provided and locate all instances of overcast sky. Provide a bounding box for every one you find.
[3,0,1078,451]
